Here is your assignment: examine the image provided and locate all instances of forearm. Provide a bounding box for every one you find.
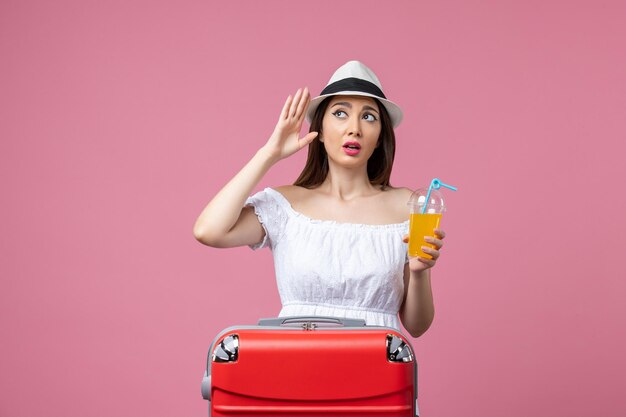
[193,147,277,241]
[399,269,435,338]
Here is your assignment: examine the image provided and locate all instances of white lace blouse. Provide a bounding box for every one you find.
[245,187,410,330]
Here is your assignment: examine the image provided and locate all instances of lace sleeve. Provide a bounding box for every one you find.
[244,188,288,250]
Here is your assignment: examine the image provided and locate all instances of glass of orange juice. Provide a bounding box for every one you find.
[407,189,446,259]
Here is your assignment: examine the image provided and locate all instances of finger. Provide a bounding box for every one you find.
[424,236,444,249]
[421,246,440,260]
[402,235,409,243]
[416,257,436,267]
[434,229,446,239]
[294,87,310,121]
[298,131,318,149]
[280,94,293,120]
[289,88,303,117]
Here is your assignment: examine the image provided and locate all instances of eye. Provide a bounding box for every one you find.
[332,110,347,118]
[363,113,378,122]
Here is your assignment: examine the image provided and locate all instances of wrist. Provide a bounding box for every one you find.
[410,269,430,280]
[256,146,281,166]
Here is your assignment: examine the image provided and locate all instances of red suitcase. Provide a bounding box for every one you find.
[201,316,418,417]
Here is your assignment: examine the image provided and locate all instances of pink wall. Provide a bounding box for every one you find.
[2,1,625,416]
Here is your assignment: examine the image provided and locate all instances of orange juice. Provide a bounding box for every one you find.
[408,213,442,259]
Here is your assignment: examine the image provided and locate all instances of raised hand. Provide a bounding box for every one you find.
[262,87,319,162]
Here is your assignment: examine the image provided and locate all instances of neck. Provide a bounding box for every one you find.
[319,162,377,200]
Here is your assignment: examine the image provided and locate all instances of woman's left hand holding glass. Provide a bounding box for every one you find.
[403,228,446,273]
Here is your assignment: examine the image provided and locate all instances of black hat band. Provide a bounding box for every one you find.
[320,77,386,99]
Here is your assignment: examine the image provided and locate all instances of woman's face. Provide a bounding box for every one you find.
[321,95,382,166]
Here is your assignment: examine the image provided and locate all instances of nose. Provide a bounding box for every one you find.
[347,115,362,137]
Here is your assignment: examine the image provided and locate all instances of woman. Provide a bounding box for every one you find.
[194,61,446,338]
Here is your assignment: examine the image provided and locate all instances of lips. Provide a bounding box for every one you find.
[342,141,361,150]
[342,141,361,156]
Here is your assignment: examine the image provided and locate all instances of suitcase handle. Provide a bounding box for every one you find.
[257,316,367,327]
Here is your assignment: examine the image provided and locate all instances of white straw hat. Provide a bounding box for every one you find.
[306,60,403,128]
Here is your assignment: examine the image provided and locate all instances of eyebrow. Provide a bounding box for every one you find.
[331,101,379,114]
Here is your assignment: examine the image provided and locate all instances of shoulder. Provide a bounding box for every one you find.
[382,186,413,206]
[272,184,313,204]
[384,186,413,201]
[273,184,300,196]
[381,186,413,220]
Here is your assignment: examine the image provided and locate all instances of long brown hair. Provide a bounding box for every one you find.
[293,96,396,189]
